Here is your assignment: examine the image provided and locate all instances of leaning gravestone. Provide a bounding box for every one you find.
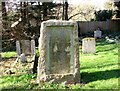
[37,20,80,84]
[82,38,96,53]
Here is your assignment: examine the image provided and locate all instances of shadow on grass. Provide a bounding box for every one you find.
[81,63,117,70]
[96,46,117,53]
[81,69,120,84]
[96,38,117,46]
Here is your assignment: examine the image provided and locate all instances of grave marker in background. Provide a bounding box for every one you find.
[37,20,80,84]
[82,38,96,53]
[16,41,21,57]
[16,40,36,62]
[94,29,102,38]
[21,40,31,55]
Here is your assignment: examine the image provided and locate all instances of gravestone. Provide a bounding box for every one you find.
[21,40,31,55]
[16,41,21,57]
[37,20,80,84]
[16,40,36,56]
[31,40,36,56]
[16,40,36,62]
[94,29,102,38]
[82,38,96,53]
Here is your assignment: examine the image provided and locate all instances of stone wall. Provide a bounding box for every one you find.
[78,20,120,34]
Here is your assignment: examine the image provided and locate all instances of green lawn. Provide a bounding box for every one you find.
[0,39,119,90]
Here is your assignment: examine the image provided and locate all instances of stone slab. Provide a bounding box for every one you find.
[37,20,80,84]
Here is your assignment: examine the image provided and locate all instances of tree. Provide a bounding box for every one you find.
[62,0,68,20]
[0,3,2,53]
[1,1,69,51]
[68,3,96,21]
[113,1,120,18]
[94,10,113,21]
[104,0,113,10]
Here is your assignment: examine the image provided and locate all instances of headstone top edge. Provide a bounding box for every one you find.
[83,37,95,41]
[83,37,95,39]
[42,20,77,25]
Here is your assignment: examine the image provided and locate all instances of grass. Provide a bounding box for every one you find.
[1,48,39,58]
[1,51,16,58]
[0,39,119,90]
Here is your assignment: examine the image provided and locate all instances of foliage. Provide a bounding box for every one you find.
[0,39,119,89]
[113,1,120,18]
[104,0,113,10]
[94,10,113,21]
[1,2,64,51]
[68,3,96,21]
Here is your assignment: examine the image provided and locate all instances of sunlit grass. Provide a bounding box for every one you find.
[83,78,119,89]
[1,48,39,58]
[1,51,16,58]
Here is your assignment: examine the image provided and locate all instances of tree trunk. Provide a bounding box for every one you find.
[2,2,7,20]
[42,2,48,21]
[0,2,2,56]
[32,55,39,73]
[2,2,7,29]
[64,1,68,20]
[20,2,27,23]
[62,0,68,20]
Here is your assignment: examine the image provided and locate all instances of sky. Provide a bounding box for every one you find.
[71,0,108,9]
[54,0,109,10]
[8,0,109,10]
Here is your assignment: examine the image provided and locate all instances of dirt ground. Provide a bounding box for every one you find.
[0,58,34,76]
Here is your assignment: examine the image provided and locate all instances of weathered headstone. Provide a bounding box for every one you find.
[16,41,21,57]
[37,20,80,84]
[31,40,36,56]
[82,38,96,53]
[21,40,31,55]
[94,29,102,38]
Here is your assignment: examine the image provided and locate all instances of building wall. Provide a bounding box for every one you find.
[78,20,120,34]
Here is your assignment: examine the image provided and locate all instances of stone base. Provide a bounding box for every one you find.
[37,73,80,84]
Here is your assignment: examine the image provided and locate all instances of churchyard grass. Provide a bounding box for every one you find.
[1,48,39,58]
[0,39,119,89]
[1,51,16,58]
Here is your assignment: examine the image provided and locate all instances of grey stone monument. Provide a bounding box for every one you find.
[37,20,80,84]
[21,40,31,55]
[16,41,21,57]
[82,37,96,53]
[94,28,102,38]
[31,40,36,56]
